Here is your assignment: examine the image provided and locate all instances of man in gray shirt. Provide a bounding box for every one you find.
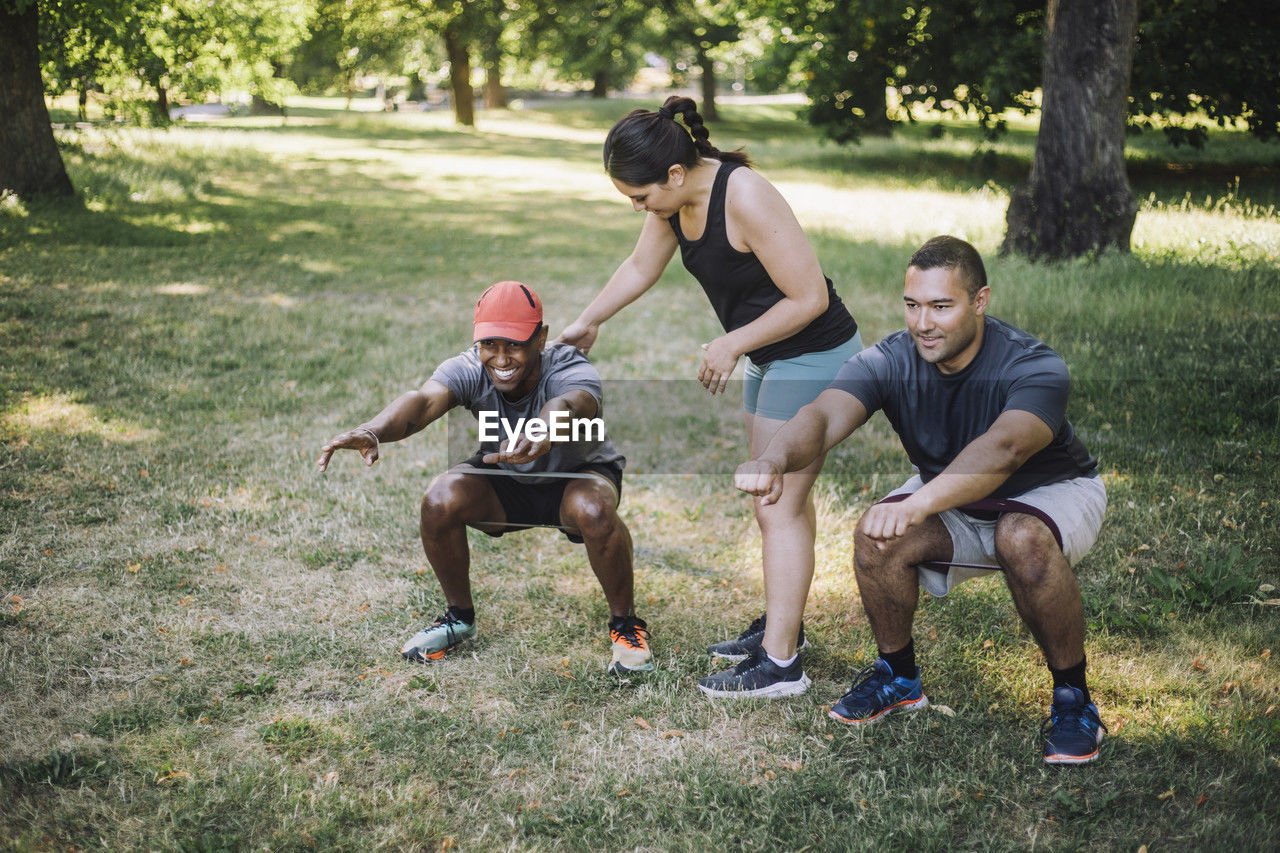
[318,281,652,675]
[735,236,1107,764]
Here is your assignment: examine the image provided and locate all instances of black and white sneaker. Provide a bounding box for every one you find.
[706,612,807,663]
[697,646,811,698]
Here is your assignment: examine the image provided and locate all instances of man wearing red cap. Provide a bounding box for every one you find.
[318,281,652,674]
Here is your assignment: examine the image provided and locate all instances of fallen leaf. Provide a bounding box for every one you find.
[616,789,630,798]
[322,771,338,786]
[439,839,456,851]
[561,720,575,730]
[634,717,651,730]
[1261,649,1271,661]
[507,769,528,780]
[1158,789,1175,800]
[779,761,803,772]
[1196,793,1207,806]
[659,730,684,739]
[1192,658,1207,671]
[933,704,956,718]
[1221,681,1240,693]
[156,770,189,784]
[982,639,994,649]
[127,563,141,574]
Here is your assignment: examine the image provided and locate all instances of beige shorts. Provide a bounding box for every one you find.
[882,473,1107,598]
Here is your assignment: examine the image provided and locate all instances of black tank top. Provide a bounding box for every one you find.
[668,161,857,365]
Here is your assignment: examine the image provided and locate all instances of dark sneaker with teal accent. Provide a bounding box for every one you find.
[706,612,807,663]
[1042,686,1106,765]
[829,658,928,725]
[697,646,811,698]
[400,608,476,662]
[608,615,653,674]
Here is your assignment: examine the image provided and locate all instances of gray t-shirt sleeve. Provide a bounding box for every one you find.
[1004,351,1071,432]
[429,351,483,407]
[830,344,891,415]
[543,345,604,408]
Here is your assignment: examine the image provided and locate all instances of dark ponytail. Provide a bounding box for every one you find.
[603,95,750,186]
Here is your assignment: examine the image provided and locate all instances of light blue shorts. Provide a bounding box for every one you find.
[743,332,863,421]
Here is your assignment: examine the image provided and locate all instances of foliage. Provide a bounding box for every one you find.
[1132,0,1280,146]
[1147,546,1263,611]
[38,0,313,120]
[523,0,660,95]
[782,0,1280,147]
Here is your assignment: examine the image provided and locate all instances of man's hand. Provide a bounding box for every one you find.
[699,336,741,396]
[317,428,379,472]
[859,497,931,547]
[553,321,599,354]
[481,433,552,465]
[735,459,786,505]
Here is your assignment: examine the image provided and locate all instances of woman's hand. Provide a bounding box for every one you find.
[553,321,600,354]
[699,336,741,395]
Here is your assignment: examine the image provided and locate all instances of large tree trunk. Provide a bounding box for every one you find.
[697,50,718,122]
[1002,0,1139,260]
[0,2,74,198]
[443,24,475,127]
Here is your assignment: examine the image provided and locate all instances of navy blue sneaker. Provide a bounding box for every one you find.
[706,612,807,663]
[829,658,928,726]
[1042,686,1106,764]
[697,646,811,698]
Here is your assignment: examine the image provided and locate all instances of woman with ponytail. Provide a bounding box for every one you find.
[556,95,862,698]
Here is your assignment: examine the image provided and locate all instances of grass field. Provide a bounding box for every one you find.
[2,96,1278,851]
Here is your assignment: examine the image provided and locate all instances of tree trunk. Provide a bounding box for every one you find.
[484,59,506,109]
[591,68,609,99]
[1001,0,1139,261]
[78,85,88,122]
[444,24,475,127]
[698,50,718,122]
[154,83,170,124]
[0,2,74,198]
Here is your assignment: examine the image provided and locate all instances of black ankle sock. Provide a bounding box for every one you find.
[880,639,917,680]
[1049,656,1090,705]
[447,605,475,624]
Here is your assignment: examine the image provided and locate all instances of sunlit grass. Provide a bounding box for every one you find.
[2,97,1278,850]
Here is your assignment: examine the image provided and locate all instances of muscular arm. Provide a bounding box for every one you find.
[482,388,600,464]
[860,409,1055,541]
[316,379,456,471]
[716,170,830,357]
[735,388,870,504]
[555,215,678,353]
[698,170,831,393]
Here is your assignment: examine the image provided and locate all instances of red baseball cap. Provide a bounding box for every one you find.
[473,281,544,343]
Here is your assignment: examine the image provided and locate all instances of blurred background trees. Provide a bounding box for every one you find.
[6,0,1278,258]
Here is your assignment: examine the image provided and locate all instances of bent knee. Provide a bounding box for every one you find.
[421,472,479,521]
[560,492,619,539]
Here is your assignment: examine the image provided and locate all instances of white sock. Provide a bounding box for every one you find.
[767,651,798,669]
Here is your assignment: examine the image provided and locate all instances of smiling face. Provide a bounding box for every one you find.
[476,325,547,399]
[903,265,989,374]
[611,164,687,218]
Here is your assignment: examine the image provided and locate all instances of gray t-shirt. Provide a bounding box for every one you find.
[431,343,624,482]
[830,316,1097,498]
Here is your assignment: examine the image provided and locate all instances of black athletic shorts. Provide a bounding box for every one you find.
[459,453,623,543]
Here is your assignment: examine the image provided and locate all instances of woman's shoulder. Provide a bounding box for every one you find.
[722,162,791,224]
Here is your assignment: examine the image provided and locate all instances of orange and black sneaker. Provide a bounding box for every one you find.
[608,615,653,674]
[400,608,476,663]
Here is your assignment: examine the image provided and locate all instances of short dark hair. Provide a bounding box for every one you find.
[908,235,988,299]
[602,96,749,187]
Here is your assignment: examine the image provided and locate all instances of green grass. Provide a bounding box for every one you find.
[2,96,1278,850]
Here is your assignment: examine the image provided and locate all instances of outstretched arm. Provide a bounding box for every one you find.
[554,214,678,353]
[481,388,600,465]
[735,388,870,504]
[859,409,1054,543]
[317,379,456,472]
